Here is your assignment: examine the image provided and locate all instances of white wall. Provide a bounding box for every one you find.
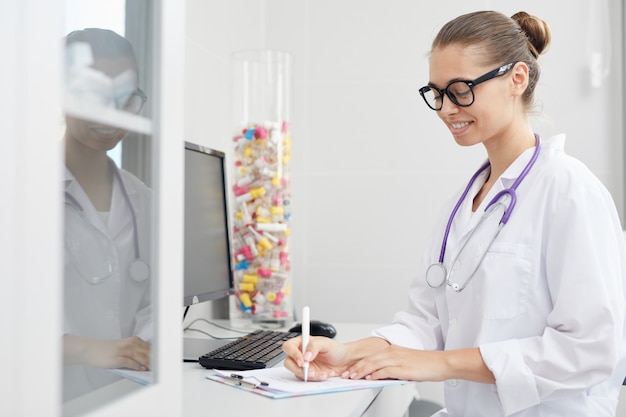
[185,0,624,325]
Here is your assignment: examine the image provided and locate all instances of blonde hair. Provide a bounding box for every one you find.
[432,11,551,110]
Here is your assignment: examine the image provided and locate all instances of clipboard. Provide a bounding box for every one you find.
[206,367,409,399]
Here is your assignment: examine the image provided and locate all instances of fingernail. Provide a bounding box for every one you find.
[341,371,350,378]
[304,351,312,361]
[350,372,357,379]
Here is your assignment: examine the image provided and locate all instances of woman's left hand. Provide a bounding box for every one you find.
[344,345,495,384]
[342,345,446,382]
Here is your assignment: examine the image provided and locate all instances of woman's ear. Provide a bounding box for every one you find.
[510,62,529,97]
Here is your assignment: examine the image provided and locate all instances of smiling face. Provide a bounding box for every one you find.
[429,45,524,149]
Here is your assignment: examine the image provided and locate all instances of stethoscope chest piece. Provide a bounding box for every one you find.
[426,263,447,288]
[129,259,150,282]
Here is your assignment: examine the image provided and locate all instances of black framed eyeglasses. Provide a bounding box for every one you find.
[116,88,147,114]
[419,62,516,111]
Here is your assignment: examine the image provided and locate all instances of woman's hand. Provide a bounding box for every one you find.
[64,334,151,371]
[282,335,352,381]
[282,336,391,381]
[342,345,446,381]
[343,345,495,384]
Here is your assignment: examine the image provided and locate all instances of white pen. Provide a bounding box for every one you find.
[301,306,310,382]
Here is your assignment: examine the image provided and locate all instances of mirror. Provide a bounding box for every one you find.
[62,0,156,412]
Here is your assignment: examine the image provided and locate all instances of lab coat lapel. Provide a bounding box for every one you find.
[108,170,134,241]
[64,168,109,235]
[452,147,536,250]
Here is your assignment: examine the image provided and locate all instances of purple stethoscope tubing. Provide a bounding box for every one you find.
[434,134,541,267]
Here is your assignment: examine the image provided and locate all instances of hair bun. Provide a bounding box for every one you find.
[511,11,551,58]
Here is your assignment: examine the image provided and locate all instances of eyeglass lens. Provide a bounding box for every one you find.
[422,82,474,110]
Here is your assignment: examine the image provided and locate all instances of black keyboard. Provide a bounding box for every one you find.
[198,329,299,371]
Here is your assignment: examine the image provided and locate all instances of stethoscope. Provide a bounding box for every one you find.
[65,161,150,284]
[425,134,541,292]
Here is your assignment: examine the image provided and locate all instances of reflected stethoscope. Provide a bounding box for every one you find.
[425,134,541,292]
[65,162,150,284]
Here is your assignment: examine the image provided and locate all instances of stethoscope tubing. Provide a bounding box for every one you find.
[428,134,541,290]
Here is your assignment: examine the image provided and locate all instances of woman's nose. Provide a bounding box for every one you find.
[439,95,459,116]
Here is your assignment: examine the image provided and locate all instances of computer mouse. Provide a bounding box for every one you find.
[289,320,337,339]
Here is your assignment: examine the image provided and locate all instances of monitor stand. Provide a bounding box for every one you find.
[183,338,230,362]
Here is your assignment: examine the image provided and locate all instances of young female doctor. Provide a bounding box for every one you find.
[282,10,626,416]
[62,28,152,401]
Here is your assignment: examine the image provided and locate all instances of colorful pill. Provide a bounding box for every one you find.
[270,206,284,216]
[241,246,253,260]
[239,293,252,308]
[242,274,258,283]
[234,260,248,270]
[279,251,289,265]
[273,291,285,305]
[257,268,272,278]
[258,237,273,250]
[256,223,287,232]
[254,126,268,139]
[249,187,266,199]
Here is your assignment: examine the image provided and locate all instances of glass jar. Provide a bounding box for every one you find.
[229,50,293,326]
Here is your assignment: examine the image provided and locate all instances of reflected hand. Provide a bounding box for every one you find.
[64,335,151,371]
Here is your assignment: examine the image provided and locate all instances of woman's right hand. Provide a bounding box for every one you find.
[282,335,350,381]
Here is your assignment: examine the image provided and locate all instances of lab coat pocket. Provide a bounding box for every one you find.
[476,242,532,319]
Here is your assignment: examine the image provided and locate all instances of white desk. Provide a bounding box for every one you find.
[182,321,418,417]
[64,322,418,417]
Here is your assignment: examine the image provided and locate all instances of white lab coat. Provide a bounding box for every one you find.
[373,134,626,417]
[63,161,152,401]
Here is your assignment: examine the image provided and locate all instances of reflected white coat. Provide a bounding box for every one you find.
[63,163,152,401]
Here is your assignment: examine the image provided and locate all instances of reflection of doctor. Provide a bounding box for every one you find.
[62,28,152,402]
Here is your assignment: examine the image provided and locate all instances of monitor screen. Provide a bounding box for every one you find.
[183,141,233,306]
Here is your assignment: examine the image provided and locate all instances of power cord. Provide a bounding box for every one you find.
[183,317,250,339]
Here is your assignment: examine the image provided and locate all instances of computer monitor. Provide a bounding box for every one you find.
[183,141,234,361]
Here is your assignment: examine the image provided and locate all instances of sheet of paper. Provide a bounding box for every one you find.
[209,367,407,397]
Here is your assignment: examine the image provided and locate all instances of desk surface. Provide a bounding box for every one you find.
[183,321,417,417]
[64,322,417,417]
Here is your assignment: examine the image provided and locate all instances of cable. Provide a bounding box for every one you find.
[183,317,251,339]
[183,328,240,340]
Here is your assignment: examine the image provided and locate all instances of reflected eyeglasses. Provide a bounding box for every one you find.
[418,62,516,111]
[117,88,147,114]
